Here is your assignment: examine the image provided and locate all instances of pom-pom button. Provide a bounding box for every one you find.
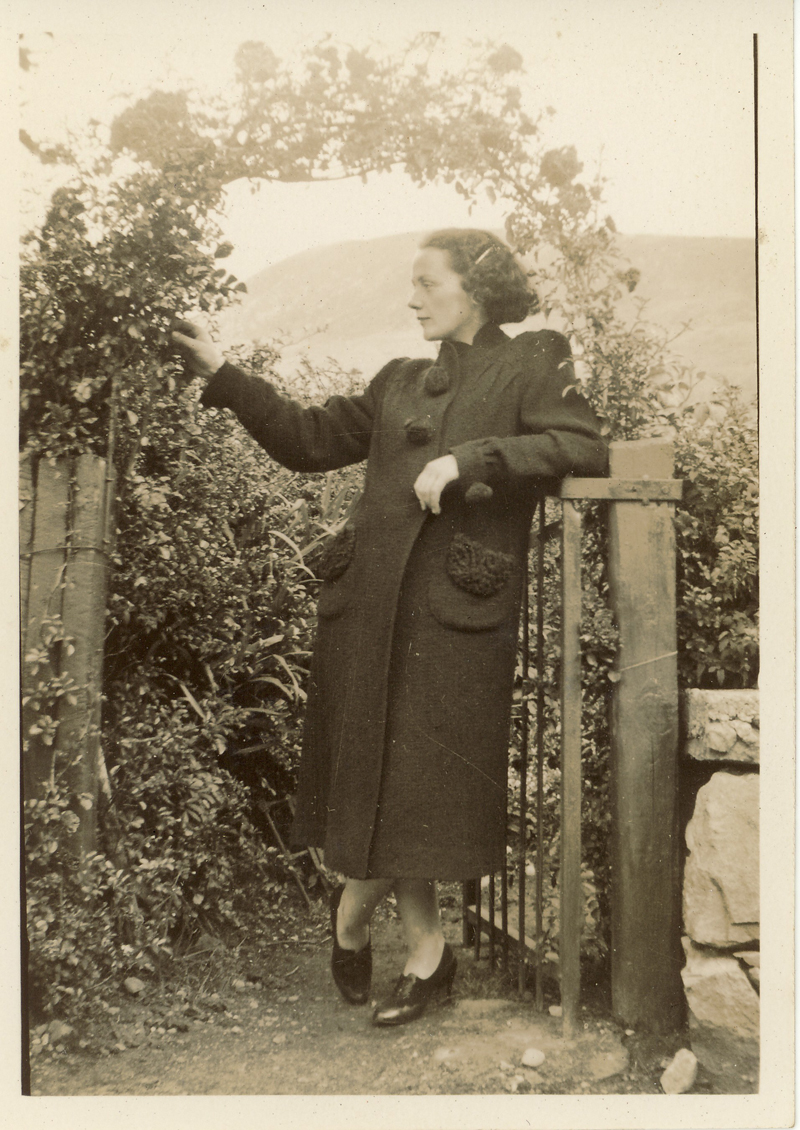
[404,416,435,445]
[424,366,451,396]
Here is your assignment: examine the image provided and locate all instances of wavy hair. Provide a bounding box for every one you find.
[419,228,538,324]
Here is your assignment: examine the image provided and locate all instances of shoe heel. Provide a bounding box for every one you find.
[330,886,372,1005]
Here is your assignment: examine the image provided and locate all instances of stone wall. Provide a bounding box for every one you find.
[680,689,759,1093]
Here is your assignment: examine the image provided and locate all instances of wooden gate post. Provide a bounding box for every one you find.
[21,455,114,858]
[607,438,685,1032]
[21,457,70,801]
[57,455,115,856]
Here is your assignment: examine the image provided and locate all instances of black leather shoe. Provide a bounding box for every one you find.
[372,942,457,1027]
[330,886,372,1005]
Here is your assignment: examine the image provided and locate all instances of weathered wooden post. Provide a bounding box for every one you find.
[607,438,685,1032]
[21,456,70,800]
[57,455,115,855]
[21,454,114,857]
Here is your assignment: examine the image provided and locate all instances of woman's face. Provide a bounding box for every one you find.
[409,248,486,344]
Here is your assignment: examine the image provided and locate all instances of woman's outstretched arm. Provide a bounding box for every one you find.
[173,320,395,473]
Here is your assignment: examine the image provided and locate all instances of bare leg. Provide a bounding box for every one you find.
[394,879,445,978]
[337,877,393,951]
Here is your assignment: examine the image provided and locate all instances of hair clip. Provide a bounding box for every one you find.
[474,246,493,265]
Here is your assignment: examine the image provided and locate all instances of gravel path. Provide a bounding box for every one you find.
[30,902,699,1099]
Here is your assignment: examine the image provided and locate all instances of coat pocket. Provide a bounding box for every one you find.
[316,527,357,619]
[428,534,519,632]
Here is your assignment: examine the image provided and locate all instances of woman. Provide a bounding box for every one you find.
[174,228,607,1027]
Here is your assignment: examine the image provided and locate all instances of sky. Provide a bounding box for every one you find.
[14,0,761,280]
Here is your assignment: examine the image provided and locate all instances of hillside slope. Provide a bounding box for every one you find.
[218,232,756,396]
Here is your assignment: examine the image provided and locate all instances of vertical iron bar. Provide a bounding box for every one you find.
[560,500,583,1036]
[518,552,529,995]
[535,495,546,1011]
[461,880,473,948]
[474,876,482,961]
[488,872,496,969]
[501,858,509,971]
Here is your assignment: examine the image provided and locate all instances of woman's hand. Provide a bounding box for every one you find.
[171,319,224,378]
[413,454,459,514]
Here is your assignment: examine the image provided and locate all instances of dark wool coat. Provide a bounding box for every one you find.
[200,322,607,880]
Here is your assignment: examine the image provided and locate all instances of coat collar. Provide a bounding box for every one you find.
[435,322,510,377]
[472,321,511,350]
[436,321,509,362]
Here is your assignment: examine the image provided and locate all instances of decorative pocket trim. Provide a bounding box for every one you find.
[446,533,514,598]
[317,526,356,582]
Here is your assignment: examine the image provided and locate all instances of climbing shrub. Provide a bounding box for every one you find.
[25,702,273,1027]
[25,788,129,1025]
[674,385,758,688]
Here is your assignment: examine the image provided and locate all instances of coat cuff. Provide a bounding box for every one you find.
[450,439,499,489]
[199,361,247,410]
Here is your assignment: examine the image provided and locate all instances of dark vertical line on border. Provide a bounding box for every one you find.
[20,774,31,1095]
[753,33,760,424]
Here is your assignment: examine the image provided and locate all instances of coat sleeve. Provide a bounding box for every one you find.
[448,330,607,488]
[199,358,402,473]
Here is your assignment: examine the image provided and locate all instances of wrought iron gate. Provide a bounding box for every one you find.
[461,445,685,1036]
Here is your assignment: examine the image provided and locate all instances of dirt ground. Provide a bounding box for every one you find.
[29,889,719,1099]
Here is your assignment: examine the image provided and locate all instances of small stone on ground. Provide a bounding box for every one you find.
[660,1048,698,1094]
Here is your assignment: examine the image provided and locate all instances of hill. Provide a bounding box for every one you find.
[218,232,756,397]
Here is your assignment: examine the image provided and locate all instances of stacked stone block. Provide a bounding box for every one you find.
[681,689,759,1093]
